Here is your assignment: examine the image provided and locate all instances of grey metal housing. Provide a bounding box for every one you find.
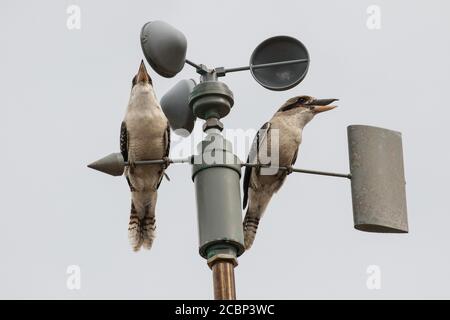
[192,132,245,258]
[348,125,408,233]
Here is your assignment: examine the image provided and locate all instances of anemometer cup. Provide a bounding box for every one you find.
[140,20,187,78]
[161,79,197,136]
[250,36,310,91]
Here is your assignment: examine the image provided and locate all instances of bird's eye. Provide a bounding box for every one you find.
[297,97,306,104]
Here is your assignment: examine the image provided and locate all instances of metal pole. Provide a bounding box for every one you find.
[190,78,245,300]
[207,253,238,300]
[211,261,236,300]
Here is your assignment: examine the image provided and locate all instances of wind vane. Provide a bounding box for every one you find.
[88,20,408,300]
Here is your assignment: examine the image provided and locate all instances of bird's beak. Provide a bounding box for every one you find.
[309,98,338,114]
[136,60,150,83]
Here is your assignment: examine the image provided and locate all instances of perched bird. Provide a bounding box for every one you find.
[242,95,338,249]
[120,60,170,251]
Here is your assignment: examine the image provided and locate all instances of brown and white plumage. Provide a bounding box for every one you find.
[120,61,170,251]
[243,95,337,250]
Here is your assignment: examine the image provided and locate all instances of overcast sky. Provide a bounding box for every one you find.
[1,0,449,299]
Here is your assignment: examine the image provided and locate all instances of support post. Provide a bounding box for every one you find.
[208,253,238,300]
[189,76,245,300]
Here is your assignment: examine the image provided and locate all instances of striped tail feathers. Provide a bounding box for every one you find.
[243,214,260,250]
[128,201,156,251]
[128,202,144,251]
[142,215,156,249]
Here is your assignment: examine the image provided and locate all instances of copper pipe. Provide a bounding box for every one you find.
[211,260,236,300]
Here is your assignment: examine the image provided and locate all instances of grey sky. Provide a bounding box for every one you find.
[1,0,449,299]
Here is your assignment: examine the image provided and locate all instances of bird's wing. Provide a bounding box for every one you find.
[156,123,171,190]
[164,123,171,159]
[120,121,135,191]
[120,121,128,162]
[291,146,299,166]
[243,122,271,209]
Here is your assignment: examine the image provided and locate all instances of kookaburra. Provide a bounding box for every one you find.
[120,60,170,251]
[242,95,338,250]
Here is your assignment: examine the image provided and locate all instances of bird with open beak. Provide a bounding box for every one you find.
[120,60,170,251]
[242,95,338,250]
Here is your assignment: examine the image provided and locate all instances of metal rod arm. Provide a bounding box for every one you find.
[242,163,351,179]
[123,157,351,179]
[224,58,309,74]
[224,65,250,73]
[185,59,202,70]
[124,156,193,166]
[291,168,351,179]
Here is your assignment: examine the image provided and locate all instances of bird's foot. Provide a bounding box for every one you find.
[285,165,294,175]
[129,160,136,174]
[162,156,171,169]
[255,163,266,175]
[162,157,171,181]
[163,172,171,181]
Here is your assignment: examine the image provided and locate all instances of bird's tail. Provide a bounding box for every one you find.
[243,213,260,250]
[128,200,156,251]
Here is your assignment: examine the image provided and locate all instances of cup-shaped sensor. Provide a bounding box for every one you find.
[348,125,408,233]
[250,36,310,91]
[161,79,197,136]
[140,20,187,78]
